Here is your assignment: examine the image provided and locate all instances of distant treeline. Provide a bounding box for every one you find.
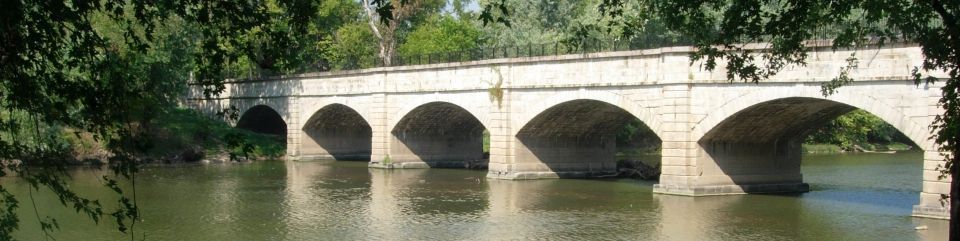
[804,110,916,151]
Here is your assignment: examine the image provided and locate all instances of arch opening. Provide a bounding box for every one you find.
[515,99,662,178]
[236,105,287,146]
[301,104,372,161]
[390,102,488,168]
[697,97,920,189]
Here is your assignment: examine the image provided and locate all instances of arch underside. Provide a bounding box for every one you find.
[514,100,660,178]
[696,97,915,188]
[390,102,486,168]
[301,104,372,161]
[237,105,287,146]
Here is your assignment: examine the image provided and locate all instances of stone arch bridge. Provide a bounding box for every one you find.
[186,43,948,219]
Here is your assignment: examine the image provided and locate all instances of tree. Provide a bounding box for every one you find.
[0,1,331,239]
[326,23,381,69]
[479,0,593,46]
[805,110,913,150]
[361,0,445,66]
[576,0,960,238]
[314,0,369,70]
[398,14,484,56]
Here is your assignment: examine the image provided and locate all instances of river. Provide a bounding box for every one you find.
[6,151,949,240]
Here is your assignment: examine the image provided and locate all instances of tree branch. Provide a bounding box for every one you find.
[361,0,384,41]
[930,0,960,64]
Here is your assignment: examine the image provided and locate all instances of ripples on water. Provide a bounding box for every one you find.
[7,151,949,240]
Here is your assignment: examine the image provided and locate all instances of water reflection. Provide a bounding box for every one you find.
[652,194,737,240]
[484,178,659,240]
[282,161,371,240]
[368,168,490,240]
[7,152,950,240]
[366,167,421,239]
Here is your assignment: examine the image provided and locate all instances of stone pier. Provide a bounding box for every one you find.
[187,42,949,219]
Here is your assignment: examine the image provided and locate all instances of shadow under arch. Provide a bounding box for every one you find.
[514,99,662,178]
[237,105,287,146]
[300,104,372,161]
[389,101,487,168]
[511,90,663,138]
[692,89,930,150]
[696,97,919,191]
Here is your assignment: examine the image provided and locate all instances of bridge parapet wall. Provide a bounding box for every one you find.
[184,43,949,219]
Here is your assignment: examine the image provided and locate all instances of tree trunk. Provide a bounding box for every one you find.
[383,38,395,66]
[928,2,960,239]
[361,0,389,66]
[378,40,389,66]
[952,157,959,241]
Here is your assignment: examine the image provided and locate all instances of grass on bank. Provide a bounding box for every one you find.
[61,108,285,163]
[146,108,285,161]
[482,130,490,153]
[801,142,914,154]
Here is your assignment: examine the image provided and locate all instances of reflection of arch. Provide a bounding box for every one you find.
[692,90,930,149]
[513,90,662,138]
[236,105,288,143]
[514,99,660,177]
[390,101,487,168]
[300,104,372,161]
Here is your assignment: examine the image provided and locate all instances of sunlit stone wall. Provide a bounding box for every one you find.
[185,42,948,219]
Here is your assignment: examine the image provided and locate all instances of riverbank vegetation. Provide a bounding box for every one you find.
[4,0,959,239]
[136,109,286,162]
[1,108,285,165]
[803,110,917,154]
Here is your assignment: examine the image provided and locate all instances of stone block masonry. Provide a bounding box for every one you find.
[186,42,949,219]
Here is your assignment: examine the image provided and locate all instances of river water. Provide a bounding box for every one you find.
[7,151,949,240]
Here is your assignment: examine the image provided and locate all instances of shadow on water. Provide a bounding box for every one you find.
[5,150,948,240]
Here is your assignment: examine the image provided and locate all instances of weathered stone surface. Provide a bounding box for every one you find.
[185,43,948,219]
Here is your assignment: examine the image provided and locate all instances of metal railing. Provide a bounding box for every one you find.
[228,36,692,80]
[226,20,939,80]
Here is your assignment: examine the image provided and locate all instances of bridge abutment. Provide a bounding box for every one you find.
[285,97,301,160]
[369,93,394,168]
[654,140,810,196]
[489,135,620,179]
[383,131,485,168]
[914,150,951,219]
[487,89,515,178]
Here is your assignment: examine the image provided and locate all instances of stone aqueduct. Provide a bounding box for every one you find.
[187,43,949,219]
